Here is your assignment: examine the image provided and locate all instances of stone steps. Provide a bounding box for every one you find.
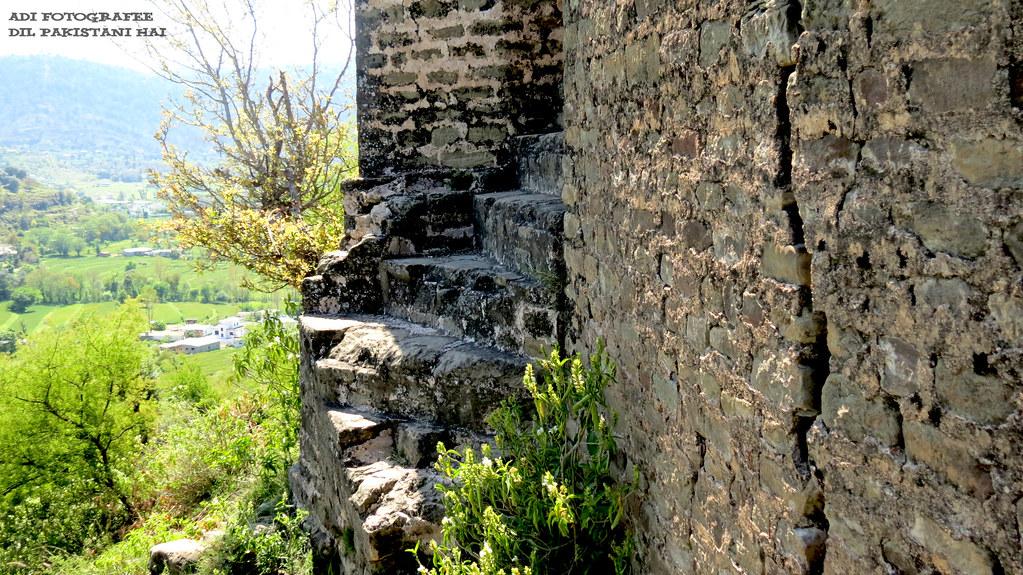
[474,190,566,280]
[300,314,530,430]
[343,172,481,256]
[380,254,560,356]
[514,132,563,196]
[296,133,565,573]
[293,405,451,575]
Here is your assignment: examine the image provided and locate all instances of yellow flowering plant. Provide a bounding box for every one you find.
[420,344,635,574]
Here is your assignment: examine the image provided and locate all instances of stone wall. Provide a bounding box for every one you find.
[563,1,1022,574]
[354,0,562,178]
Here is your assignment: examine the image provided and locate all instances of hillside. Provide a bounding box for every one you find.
[0,56,181,158]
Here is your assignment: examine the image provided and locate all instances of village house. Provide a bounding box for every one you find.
[158,335,220,355]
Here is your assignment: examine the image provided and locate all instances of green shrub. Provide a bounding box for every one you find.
[160,362,216,409]
[8,286,41,313]
[421,346,635,575]
[200,498,312,575]
[130,401,257,516]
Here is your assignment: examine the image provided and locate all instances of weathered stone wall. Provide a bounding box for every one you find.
[354,0,562,178]
[562,1,1022,574]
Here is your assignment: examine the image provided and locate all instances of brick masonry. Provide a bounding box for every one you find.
[354,0,562,177]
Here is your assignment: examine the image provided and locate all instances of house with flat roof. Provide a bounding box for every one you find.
[159,335,221,355]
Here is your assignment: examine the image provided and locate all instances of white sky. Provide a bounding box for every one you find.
[0,0,355,74]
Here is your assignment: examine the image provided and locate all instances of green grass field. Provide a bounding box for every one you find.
[39,253,252,285]
[0,301,257,334]
[186,347,249,398]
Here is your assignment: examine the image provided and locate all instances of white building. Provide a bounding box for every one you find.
[140,329,185,343]
[123,247,153,257]
[159,335,221,355]
[182,324,216,338]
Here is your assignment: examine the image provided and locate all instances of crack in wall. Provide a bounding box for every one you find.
[776,36,832,574]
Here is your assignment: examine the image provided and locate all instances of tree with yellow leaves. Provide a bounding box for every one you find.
[148,0,356,289]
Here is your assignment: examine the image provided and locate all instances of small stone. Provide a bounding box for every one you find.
[989,293,1023,341]
[680,220,712,251]
[878,337,921,397]
[762,242,812,286]
[855,68,888,108]
[822,374,901,446]
[149,539,206,575]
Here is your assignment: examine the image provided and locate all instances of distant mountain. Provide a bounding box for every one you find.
[0,56,184,158]
[0,55,356,163]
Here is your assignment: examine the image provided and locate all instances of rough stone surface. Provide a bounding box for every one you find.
[355,0,563,177]
[561,0,1022,573]
[149,539,206,575]
[301,314,528,430]
[382,254,559,355]
[515,132,564,196]
[297,0,1023,573]
[291,405,449,575]
[474,190,566,279]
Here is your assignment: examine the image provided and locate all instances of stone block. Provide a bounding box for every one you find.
[908,57,996,114]
[740,0,801,66]
[699,20,731,68]
[935,360,1015,426]
[989,293,1023,342]
[762,242,812,286]
[897,201,987,258]
[878,336,921,397]
[821,374,901,446]
[903,420,993,498]
[952,138,1023,188]
[751,352,820,416]
[909,514,995,575]
[873,0,990,35]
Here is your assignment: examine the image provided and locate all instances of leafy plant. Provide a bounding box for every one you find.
[421,345,635,575]
[232,309,302,484]
[202,500,312,575]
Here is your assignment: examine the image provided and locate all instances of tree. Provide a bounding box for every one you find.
[0,270,15,301]
[233,311,301,475]
[9,287,40,313]
[148,0,357,289]
[137,285,159,326]
[0,330,16,354]
[0,306,154,519]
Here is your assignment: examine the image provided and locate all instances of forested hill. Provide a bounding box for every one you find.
[0,55,200,158]
[0,56,355,161]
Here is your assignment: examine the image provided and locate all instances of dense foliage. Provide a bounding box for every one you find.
[0,307,310,575]
[422,347,635,575]
[0,306,155,570]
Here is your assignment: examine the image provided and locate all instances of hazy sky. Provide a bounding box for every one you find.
[0,0,355,74]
